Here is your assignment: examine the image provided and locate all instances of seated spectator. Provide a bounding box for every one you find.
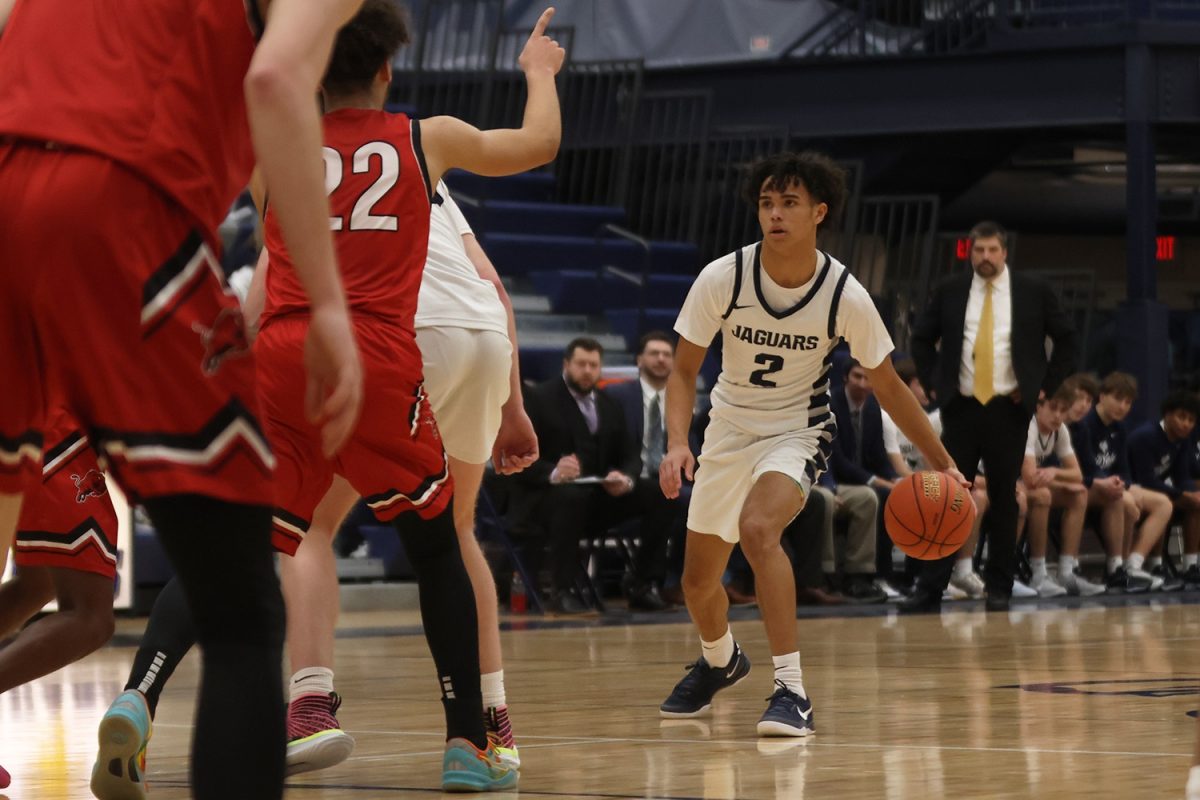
[781,489,843,606]
[809,474,879,602]
[883,359,986,600]
[1081,372,1170,591]
[605,332,699,611]
[1128,389,1200,588]
[1021,385,1104,597]
[508,337,641,613]
[825,359,891,603]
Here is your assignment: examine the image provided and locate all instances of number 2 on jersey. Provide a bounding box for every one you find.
[322,142,400,231]
[749,353,784,387]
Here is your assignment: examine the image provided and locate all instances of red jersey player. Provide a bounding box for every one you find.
[253,2,563,790]
[92,1,564,795]
[0,0,365,796]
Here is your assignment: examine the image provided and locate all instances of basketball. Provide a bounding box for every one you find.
[884,471,976,560]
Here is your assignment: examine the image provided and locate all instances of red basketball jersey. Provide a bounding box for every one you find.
[261,109,433,333]
[0,0,261,241]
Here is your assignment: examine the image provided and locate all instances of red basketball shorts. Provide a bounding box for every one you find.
[0,142,273,505]
[14,409,120,579]
[254,316,453,555]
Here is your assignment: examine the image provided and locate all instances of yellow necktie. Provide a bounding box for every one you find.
[973,281,995,404]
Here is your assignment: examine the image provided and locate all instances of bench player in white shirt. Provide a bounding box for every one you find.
[1020,384,1104,597]
[658,152,964,736]
[882,360,988,600]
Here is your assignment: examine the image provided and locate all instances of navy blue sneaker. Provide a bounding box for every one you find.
[756,680,814,737]
[659,644,751,717]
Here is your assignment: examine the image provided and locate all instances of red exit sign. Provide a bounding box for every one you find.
[955,237,971,260]
[1157,235,1176,262]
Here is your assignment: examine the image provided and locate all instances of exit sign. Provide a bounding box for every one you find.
[955,237,971,260]
[1156,235,1176,262]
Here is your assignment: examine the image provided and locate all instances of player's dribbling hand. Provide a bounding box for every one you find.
[659,445,694,500]
[944,465,971,491]
[304,305,363,457]
[519,7,566,76]
[493,407,539,475]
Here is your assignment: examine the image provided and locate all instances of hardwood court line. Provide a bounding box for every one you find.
[319,726,1191,760]
[154,778,692,800]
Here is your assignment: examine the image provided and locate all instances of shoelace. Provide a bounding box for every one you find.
[484,706,515,749]
[765,679,801,704]
[287,692,341,739]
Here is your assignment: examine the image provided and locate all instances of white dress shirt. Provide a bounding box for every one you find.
[958,265,1018,398]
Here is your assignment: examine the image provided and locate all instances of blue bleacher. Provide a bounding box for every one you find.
[605,309,681,350]
[443,169,557,203]
[459,200,625,238]
[477,232,698,277]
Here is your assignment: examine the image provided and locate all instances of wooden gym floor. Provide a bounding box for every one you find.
[2,597,1198,799]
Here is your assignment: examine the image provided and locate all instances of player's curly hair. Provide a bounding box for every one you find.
[323,0,411,97]
[742,151,847,227]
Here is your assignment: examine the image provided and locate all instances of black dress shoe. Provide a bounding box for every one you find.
[628,582,669,611]
[984,593,1011,612]
[796,587,845,606]
[549,591,588,615]
[898,588,942,614]
[843,575,888,604]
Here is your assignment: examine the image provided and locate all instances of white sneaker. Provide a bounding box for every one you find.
[1031,573,1068,598]
[943,584,968,601]
[876,580,903,600]
[1060,569,1106,597]
[1011,579,1038,598]
[949,570,986,599]
[1127,566,1164,591]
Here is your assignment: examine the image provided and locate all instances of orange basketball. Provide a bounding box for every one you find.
[884,471,976,560]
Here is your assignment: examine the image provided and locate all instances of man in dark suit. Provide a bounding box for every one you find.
[902,221,1077,613]
[511,337,641,613]
[827,358,893,602]
[606,332,699,611]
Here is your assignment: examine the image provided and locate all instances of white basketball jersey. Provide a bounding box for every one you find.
[675,242,894,448]
[1025,419,1074,466]
[414,182,508,335]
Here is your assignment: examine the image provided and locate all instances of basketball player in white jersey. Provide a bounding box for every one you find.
[659,151,965,736]
[1020,384,1105,596]
[278,181,536,772]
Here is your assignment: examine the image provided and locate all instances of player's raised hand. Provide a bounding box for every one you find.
[304,304,363,457]
[659,444,695,500]
[518,7,565,76]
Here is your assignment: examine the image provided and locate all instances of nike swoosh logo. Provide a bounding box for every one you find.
[797,707,812,721]
[726,666,740,678]
[731,303,753,311]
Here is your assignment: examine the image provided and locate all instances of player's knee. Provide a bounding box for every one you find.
[680,567,717,600]
[56,590,116,649]
[1029,486,1052,506]
[392,504,460,566]
[1068,489,1088,510]
[737,515,779,560]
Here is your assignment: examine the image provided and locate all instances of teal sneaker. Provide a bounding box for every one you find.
[442,737,519,792]
[91,690,152,800]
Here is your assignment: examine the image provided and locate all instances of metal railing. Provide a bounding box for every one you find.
[782,0,1200,60]
[844,195,942,352]
[622,90,713,246]
[554,60,644,207]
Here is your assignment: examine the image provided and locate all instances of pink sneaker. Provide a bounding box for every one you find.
[484,705,520,770]
[285,692,355,776]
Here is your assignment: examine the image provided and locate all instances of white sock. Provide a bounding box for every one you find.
[1185,554,1199,569]
[701,629,735,669]
[289,666,335,703]
[481,670,506,710]
[1030,557,1047,580]
[1108,556,1123,574]
[1128,553,1146,572]
[772,652,805,698]
[952,558,973,579]
[1059,555,1076,576]
[1188,765,1200,800]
